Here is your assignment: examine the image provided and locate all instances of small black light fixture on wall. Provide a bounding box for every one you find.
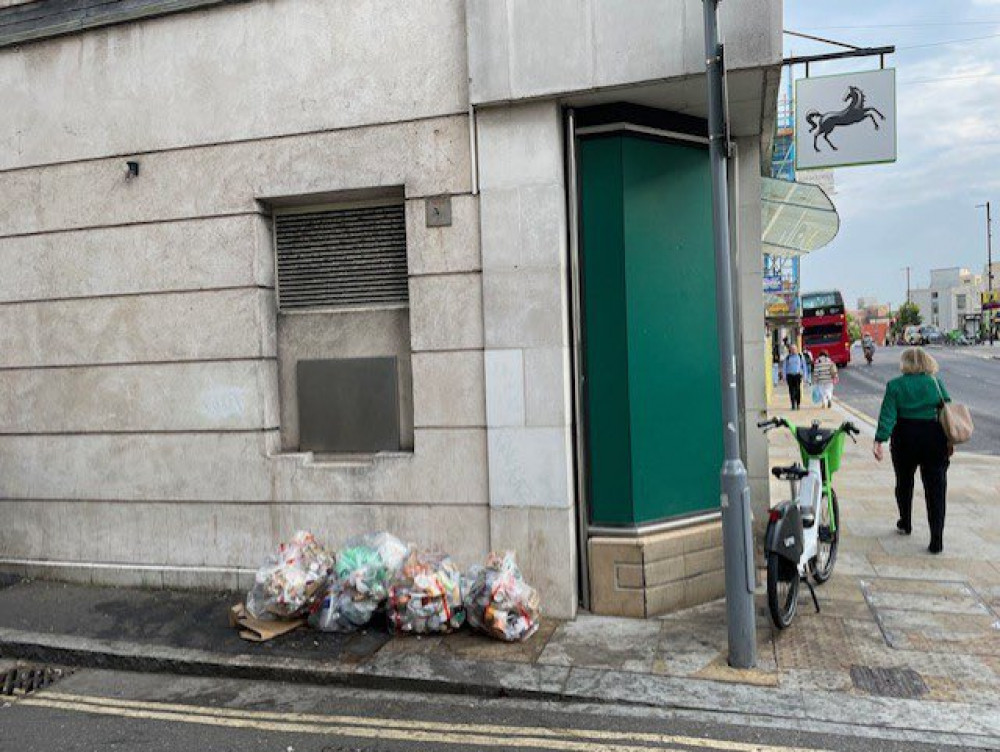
[125,160,140,180]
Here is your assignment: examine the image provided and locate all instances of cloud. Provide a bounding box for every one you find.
[785,0,1000,305]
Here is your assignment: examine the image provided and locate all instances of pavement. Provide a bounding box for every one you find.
[836,344,1000,455]
[966,343,1000,360]
[1,394,999,748]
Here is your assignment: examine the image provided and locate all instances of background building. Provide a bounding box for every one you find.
[0,0,781,619]
[849,298,893,346]
[911,267,984,334]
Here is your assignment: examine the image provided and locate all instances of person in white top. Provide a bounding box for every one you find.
[812,351,838,408]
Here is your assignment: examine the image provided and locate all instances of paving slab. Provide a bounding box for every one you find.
[537,614,662,672]
[866,590,987,615]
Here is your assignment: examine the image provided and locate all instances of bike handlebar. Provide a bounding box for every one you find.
[757,417,859,436]
[841,421,861,436]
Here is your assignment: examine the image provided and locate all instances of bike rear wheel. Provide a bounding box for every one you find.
[767,552,799,630]
[810,489,839,584]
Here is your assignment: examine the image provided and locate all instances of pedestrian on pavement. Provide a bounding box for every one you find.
[872,347,951,554]
[781,344,808,410]
[812,350,838,408]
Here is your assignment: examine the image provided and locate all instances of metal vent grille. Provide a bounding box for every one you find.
[2,666,73,696]
[275,204,408,311]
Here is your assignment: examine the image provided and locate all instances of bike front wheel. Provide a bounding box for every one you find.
[766,552,799,630]
[810,489,840,584]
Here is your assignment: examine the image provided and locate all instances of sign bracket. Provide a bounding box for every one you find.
[782,31,894,76]
[783,45,896,72]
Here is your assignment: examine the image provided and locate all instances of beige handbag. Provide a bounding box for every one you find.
[934,378,974,445]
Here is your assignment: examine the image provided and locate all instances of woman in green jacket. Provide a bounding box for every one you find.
[873,348,951,554]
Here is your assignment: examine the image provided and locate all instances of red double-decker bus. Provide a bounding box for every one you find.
[801,290,851,367]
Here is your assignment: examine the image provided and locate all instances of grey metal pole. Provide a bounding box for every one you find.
[988,202,994,346]
[977,202,994,345]
[701,0,757,669]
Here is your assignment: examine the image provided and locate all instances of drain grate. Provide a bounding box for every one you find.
[1,666,72,697]
[850,665,927,699]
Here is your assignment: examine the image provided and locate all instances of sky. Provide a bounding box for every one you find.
[783,0,1000,310]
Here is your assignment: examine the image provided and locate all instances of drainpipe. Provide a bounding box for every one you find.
[702,0,757,669]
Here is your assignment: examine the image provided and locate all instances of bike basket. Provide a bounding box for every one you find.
[799,431,845,474]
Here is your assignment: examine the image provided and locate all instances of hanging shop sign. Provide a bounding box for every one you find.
[765,291,799,319]
[983,290,1000,311]
[763,275,784,294]
[795,68,896,171]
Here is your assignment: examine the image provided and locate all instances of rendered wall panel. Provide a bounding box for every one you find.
[0,0,469,170]
[0,215,271,302]
[0,500,490,571]
[0,361,278,433]
[0,289,274,367]
[0,115,471,237]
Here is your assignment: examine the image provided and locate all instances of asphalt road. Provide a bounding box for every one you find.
[1,668,991,752]
[836,345,1000,455]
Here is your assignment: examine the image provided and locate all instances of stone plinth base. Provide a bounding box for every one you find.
[588,521,725,618]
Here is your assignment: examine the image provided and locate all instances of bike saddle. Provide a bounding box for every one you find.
[771,465,809,480]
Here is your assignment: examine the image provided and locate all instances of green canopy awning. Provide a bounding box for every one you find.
[761,177,839,257]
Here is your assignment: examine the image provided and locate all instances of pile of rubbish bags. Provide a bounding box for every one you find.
[242,530,540,643]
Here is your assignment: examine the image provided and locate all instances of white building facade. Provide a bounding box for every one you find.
[911,267,984,334]
[0,0,781,619]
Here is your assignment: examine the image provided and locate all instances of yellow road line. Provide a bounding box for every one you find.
[16,696,715,752]
[23,691,829,752]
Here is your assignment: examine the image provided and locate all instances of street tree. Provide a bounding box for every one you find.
[847,313,862,343]
[892,301,922,336]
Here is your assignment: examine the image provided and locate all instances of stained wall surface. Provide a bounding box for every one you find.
[0,0,501,604]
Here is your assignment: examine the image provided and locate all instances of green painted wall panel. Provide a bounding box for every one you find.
[578,134,723,527]
[622,137,723,522]
[579,138,634,525]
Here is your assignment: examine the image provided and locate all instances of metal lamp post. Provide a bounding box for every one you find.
[977,202,993,345]
[702,0,757,669]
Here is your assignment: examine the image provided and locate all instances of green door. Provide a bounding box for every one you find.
[579,134,723,526]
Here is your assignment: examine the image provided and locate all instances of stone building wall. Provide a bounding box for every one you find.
[0,0,505,604]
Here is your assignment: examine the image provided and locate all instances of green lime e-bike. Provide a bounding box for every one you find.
[757,417,860,629]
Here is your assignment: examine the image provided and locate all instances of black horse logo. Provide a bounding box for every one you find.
[805,86,886,152]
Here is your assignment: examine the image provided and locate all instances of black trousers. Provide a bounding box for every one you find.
[786,373,802,409]
[890,418,949,546]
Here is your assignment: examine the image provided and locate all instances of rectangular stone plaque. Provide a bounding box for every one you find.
[297,357,400,453]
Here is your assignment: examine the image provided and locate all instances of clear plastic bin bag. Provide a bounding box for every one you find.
[336,532,410,601]
[388,551,465,635]
[308,579,379,632]
[463,551,540,642]
[245,531,334,620]
[309,532,410,633]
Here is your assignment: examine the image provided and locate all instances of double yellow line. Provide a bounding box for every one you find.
[17,691,828,752]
